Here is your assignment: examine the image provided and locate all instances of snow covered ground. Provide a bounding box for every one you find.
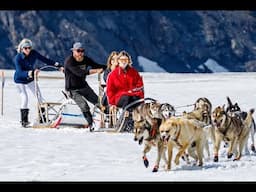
[1,70,256,181]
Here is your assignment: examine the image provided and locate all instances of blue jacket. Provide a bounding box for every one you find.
[14,50,56,84]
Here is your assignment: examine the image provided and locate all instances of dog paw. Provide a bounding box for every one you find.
[174,158,180,165]
[213,156,218,162]
[152,165,159,172]
[251,145,256,152]
[143,156,149,168]
[138,137,143,145]
[165,166,171,171]
[227,153,233,159]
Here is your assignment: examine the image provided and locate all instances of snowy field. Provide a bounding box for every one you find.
[1,70,256,182]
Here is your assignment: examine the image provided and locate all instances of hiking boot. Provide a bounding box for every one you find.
[20,109,30,128]
[83,111,93,126]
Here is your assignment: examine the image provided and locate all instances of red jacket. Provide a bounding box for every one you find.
[106,66,144,106]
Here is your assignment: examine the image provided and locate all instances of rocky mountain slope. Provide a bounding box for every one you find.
[1,10,256,72]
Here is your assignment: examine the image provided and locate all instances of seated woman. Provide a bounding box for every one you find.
[106,50,144,131]
[101,51,119,114]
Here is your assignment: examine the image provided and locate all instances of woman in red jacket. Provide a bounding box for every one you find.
[106,50,144,110]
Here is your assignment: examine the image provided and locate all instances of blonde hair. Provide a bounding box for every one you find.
[118,50,132,66]
[16,38,33,53]
[106,51,119,69]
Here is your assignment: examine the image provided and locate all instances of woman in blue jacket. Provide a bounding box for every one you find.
[14,38,63,127]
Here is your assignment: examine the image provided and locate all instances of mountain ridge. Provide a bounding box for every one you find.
[1,11,256,72]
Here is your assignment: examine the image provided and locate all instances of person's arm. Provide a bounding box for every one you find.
[134,71,144,91]
[34,50,56,66]
[106,73,116,106]
[35,50,63,73]
[86,56,107,70]
[88,68,104,75]
[129,69,144,93]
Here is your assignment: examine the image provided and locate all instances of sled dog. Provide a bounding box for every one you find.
[133,101,175,172]
[159,116,208,171]
[225,96,256,152]
[194,97,212,125]
[212,105,254,162]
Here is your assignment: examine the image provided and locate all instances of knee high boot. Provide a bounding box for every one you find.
[20,108,29,127]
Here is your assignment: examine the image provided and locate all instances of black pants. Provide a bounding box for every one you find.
[69,85,98,113]
[117,95,141,111]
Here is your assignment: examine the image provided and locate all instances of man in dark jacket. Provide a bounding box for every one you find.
[64,42,107,128]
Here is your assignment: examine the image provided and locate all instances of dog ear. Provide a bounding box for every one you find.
[227,96,233,107]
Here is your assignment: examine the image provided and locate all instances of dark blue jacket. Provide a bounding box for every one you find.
[14,50,56,84]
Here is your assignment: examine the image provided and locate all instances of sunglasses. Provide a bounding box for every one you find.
[119,58,129,62]
[23,47,32,50]
[76,49,84,53]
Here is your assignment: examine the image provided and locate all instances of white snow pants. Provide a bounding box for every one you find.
[16,81,44,109]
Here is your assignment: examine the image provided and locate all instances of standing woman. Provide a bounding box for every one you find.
[14,38,63,127]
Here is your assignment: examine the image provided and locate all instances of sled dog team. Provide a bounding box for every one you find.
[132,96,256,172]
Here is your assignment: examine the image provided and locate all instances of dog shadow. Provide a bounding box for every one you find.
[172,161,223,171]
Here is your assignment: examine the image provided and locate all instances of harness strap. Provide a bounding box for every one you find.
[222,117,232,136]
[150,126,156,138]
[172,126,183,148]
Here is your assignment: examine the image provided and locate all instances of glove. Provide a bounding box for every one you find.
[54,62,64,72]
[28,69,40,80]
[28,70,33,78]
[54,62,61,67]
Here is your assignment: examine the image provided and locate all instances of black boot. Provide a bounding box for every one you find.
[39,107,47,123]
[20,108,29,128]
[83,111,93,130]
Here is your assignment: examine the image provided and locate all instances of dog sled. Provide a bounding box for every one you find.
[31,70,156,132]
[91,97,157,133]
[33,90,156,132]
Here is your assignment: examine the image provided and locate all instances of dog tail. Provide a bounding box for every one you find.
[244,108,255,128]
